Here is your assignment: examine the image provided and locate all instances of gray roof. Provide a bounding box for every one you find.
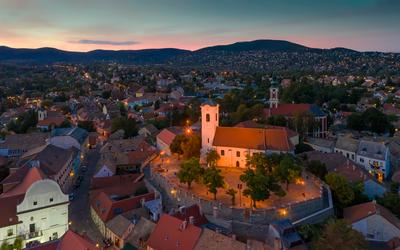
[335,136,359,152]
[106,214,133,237]
[126,217,156,247]
[357,140,388,160]
[306,138,335,149]
[51,127,88,144]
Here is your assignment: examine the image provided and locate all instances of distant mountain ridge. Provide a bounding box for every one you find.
[0,39,371,64]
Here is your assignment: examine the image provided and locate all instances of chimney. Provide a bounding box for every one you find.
[189,216,195,225]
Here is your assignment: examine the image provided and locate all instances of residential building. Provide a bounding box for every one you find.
[147,214,202,250]
[27,230,98,250]
[344,201,400,242]
[0,133,49,160]
[356,140,390,181]
[0,165,69,248]
[334,136,359,161]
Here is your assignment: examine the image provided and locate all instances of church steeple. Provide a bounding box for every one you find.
[269,79,279,109]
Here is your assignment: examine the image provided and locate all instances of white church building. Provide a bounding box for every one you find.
[0,165,69,248]
[201,100,295,168]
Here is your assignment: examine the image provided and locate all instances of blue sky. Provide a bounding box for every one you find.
[0,0,399,51]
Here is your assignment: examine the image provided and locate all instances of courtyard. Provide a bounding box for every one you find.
[151,155,322,209]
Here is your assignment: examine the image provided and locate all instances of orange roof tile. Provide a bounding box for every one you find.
[344,201,400,229]
[1,166,46,198]
[147,214,202,250]
[212,127,293,152]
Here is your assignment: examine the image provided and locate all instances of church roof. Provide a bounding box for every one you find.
[212,127,294,152]
[264,104,325,117]
[1,166,46,198]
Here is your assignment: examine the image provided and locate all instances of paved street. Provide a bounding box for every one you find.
[68,147,104,246]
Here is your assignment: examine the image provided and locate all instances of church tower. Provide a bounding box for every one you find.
[201,101,219,154]
[38,108,47,121]
[269,79,279,109]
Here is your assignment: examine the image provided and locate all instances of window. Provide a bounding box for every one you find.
[33,201,37,206]
[352,154,355,160]
[236,151,240,157]
[49,198,53,203]
[206,114,210,122]
[346,153,349,158]
[7,229,13,236]
[236,161,240,167]
[221,150,225,156]
[360,158,364,163]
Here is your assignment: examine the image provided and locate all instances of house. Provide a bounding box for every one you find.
[0,133,50,160]
[171,205,208,227]
[0,165,69,248]
[138,124,159,138]
[124,217,156,250]
[89,175,155,237]
[356,140,390,181]
[156,127,183,155]
[27,230,98,250]
[201,101,294,168]
[344,201,400,242]
[303,151,387,198]
[36,109,66,131]
[334,136,359,161]
[4,144,80,193]
[305,137,335,153]
[194,228,247,250]
[105,214,135,249]
[147,214,202,250]
[49,127,89,151]
[264,82,328,138]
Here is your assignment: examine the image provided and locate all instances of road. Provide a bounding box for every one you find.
[68,147,104,246]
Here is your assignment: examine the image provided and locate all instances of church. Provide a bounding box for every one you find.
[264,81,328,138]
[201,100,296,168]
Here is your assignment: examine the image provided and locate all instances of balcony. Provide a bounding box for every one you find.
[23,230,43,240]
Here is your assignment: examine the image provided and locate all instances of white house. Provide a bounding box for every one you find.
[200,101,295,168]
[356,140,390,181]
[0,166,69,248]
[344,201,400,242]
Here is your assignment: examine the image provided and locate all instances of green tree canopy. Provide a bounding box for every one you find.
[206,149,220,167]
[202,166,225,200]
[111,117,138,138]
[177,157,203,189]
[312,219,367,250]
[274,155,302,191]
[325,172,355,207]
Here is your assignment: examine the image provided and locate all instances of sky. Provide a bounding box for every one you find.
[0,0,399,52]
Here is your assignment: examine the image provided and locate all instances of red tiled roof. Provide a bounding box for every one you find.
[0,194,24,227]
[344,201,400,230]
[1,166,46,198]
[264,104,312,117]
[37,116,65,127]
[172,205,208,227]
[157,128,179,146]
[212,127,293,152]
[147,214,202,250]
[29,230,98,250]
[91,174,142,190]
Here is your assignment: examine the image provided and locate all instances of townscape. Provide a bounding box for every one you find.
[1,1,400,250]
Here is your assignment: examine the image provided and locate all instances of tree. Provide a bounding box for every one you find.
[77,120,95,132]
[325,173,354,207]
[267,115,287,127]
[182,134,201,159]
[203,166,225,200]
[206,149,220,167]
[226,188,237,206]
[312,219,367,250]
[0,242,9,250]
[292,110,317,138]
[377,193,400,217]
[240,153,285,208]
[13,237,23,250]
[177,157,203,189]
[170,134,188,157]
[305,160,327,180]
[274,155,302,191]
[111,117,138,138]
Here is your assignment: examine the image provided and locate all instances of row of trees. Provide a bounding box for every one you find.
[170,134,201,160]
[347,107,394,134]
[176,151,302,207]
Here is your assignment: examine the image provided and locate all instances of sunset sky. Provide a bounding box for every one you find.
[0,0,399,52]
